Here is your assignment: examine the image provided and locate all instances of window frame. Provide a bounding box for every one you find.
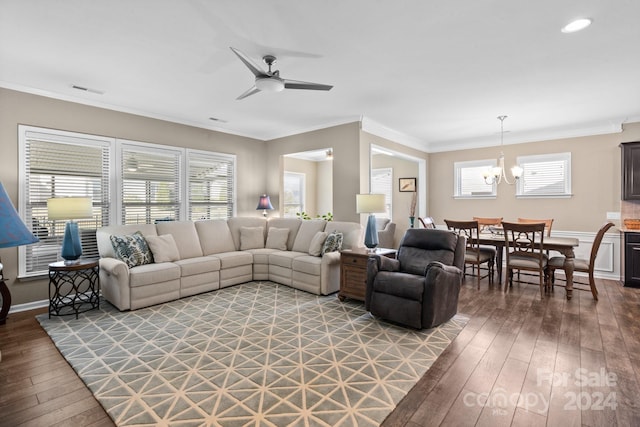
[454,159,497,199]
[515,152,572,198]
[283,171,305,217]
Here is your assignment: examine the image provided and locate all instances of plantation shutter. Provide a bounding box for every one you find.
[121,144,182,224]
[187,150,235,220]
[371,168,392,218]
[454,160,496,198]
[22,129,111,276]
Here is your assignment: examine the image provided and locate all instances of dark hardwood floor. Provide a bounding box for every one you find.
[1,276,639,426]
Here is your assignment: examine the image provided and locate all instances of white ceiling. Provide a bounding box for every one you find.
[2,0,639,153]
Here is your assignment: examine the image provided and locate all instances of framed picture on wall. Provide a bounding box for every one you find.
[399,177,417,192]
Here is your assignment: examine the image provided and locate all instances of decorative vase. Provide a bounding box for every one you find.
[409,216,415,228]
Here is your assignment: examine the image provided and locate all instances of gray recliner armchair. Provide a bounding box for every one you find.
[365,229,466,329]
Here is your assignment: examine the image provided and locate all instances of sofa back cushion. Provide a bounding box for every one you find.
[195,219,236,255]
[97,224,158,259]
[267,218,301,250]
[156,221,203,259]
[292,220,327,253]
[324,221,364,250]
[228,217,267,251]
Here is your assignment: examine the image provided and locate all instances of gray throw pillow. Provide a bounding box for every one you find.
[265,227,289,251]
[240,226,265,250]
[308,231,328,256]
[145,234,181,263]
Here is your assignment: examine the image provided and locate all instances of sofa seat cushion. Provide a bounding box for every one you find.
[175,256,221,277]
[129,263,181,288]
[215,251,253,269]
[292,255,322,276]
[269,251,307,269]
[245,248,279,264]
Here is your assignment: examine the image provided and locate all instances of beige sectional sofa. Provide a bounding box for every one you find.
[96,217,363,311]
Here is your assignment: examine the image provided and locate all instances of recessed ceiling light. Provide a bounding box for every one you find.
[71,84,104,95]
[208,117,227,123]
[561,18,592,33]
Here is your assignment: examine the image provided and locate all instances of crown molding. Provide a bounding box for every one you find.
[359,116,429,153]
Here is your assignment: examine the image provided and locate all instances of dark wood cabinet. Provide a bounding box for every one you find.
[621,141,640,200]
[624,232,640,287]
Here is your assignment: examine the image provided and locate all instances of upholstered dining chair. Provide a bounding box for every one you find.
[547,222,614,300]
[473,216,503,232]
[502,221,548,297]
[365,228,465,329]
[418,217,436,229]
[444,219,495,288]
[516,218,554,281]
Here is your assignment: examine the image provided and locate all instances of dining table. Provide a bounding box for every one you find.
[477,232,581,300]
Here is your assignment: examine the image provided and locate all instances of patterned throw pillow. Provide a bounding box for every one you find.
[321,231,343,256]
[110,231,154,268]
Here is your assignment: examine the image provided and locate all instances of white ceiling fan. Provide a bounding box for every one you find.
[230,47,333,100]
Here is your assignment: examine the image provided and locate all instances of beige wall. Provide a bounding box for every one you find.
[429,122,640,231]
[0,88,265,305]
[266,123,361,222]
[371,154,419,247]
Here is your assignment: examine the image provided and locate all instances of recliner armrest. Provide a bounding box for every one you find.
[365,255,400,310]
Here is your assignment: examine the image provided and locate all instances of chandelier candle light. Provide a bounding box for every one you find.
[483,115,523,185]
[47,197,93,262]
[356,193,386,251]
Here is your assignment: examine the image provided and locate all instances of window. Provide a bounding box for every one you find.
[120,142,182,224]
[371,168,392,218]
[19,125,237,277]
[19,126,112,277]
[187,150,236,220]
[283,172,305,217]
[454,159,497,198]
[516,152,572,198]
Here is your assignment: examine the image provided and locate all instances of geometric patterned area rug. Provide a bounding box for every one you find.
[37,281,467,427]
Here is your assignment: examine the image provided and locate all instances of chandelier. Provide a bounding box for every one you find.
[483,115,523,185]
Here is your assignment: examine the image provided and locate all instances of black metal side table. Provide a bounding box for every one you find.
[48,260,100,319]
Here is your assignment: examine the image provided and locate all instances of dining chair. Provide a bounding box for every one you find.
[419,217,436,229]
[473,217,503,232]
[547,222,614,300]
[516,218,554,281]
[445,219,495,288]
[502,221,548,297]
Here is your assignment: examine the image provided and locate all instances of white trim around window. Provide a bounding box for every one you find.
[515,152,572,198]
[454,159,497,199]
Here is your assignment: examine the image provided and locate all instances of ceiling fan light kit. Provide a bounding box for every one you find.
[230,47,332,100]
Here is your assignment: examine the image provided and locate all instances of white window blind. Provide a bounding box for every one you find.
[120,143,182,224]
[283,172,305,217]
[454,159,497,198]
[371,168,392,218]
[187,150,235,220]
[20,127,112,276]
[516,152,572,198]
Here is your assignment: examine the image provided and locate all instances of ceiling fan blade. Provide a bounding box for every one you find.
[230,47,267,77]
[284,79,333,91]
[236,85,261,100]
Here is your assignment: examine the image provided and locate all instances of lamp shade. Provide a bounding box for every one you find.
[356,194,386,214]
[256,194,274,211]
[47,197,93,220]
[0,182,39,248]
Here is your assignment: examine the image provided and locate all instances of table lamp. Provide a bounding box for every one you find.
[356,193,386,250]
[0,181,39,326]
[47,197,93,262]
[256,194,274,217]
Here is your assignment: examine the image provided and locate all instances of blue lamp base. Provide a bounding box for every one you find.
[60,221,83,261]
[364,214,379,250]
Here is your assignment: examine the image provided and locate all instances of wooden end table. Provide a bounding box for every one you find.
[48,259,100,319]
[338,247,397,302]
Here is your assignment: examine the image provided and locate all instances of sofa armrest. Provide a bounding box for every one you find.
[99,257,131,311]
